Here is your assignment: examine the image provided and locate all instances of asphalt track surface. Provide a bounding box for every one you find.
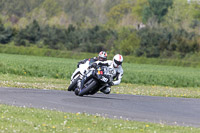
[0,87,200,127]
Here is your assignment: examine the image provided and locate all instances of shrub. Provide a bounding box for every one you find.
[136,27,199,58]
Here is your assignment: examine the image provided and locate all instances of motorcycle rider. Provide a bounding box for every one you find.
[78,54,124,94]
[75,51,108,90]
[77,51,107,68]
[100,54,123,94]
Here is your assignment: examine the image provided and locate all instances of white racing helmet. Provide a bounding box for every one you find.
[98,51,107,61]
[113,54,123,68]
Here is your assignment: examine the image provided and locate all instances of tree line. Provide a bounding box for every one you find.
[0,19,199,58]
[1,0,200,58]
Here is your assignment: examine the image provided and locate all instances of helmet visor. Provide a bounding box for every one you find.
[99,57,107,61]
[114,59,122,65]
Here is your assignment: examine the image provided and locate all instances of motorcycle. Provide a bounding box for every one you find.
[67,59,96,91]
[74,65,114,96]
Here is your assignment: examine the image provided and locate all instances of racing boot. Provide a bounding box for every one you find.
[100,87,111,94]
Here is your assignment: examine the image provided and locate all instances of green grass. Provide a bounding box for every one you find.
[0,52,200,132]
[1,74,200,98]
[1,53,200,87]
[0,104,199,133]
[1,44,200,68]
[124,63,200,87]
[0,44,97,60]
[0,53,75,79]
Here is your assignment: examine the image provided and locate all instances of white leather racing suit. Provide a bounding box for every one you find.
[94,60,124,94]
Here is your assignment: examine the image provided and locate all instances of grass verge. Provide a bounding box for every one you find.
[0,74,200,98]
[1,53,200,87]
[0,104,199,133]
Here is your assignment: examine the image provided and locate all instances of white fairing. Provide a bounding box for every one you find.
[70,61,90,84]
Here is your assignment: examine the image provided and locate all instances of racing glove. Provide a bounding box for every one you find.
[88,63,97,69]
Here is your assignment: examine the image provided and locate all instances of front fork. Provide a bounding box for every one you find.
[79,70,93,89]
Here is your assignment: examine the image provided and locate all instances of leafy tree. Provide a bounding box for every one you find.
[164,0,192,29]
[131,0,148,22]
[104,0,121,12]
[106,0,133,27]
[143,0,173,23]
[64,0,96,23]
[164,0,200,35]
[26,20,41,43]
[77,26,117,52]
[64,26,83,50]
[136,26,199,57]
[114,28,140,55]
[41,25,65,49]
[0,20,13,44]
[0,0,44,17]
[136,27,164,57]
[169,29,198,55]
[15,20,41,46]
[47,12,68,27]
[40,0,62,18]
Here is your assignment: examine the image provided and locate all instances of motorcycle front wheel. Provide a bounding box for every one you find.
[67,77,80,91]
[77,80,97,96]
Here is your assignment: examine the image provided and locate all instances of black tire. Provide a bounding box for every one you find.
[74,88,79,96]
[68,77,80,91]
[90,89,99,95]
[78,80,97,96]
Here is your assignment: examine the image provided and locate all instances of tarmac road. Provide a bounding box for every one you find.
[0,87,200,127]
